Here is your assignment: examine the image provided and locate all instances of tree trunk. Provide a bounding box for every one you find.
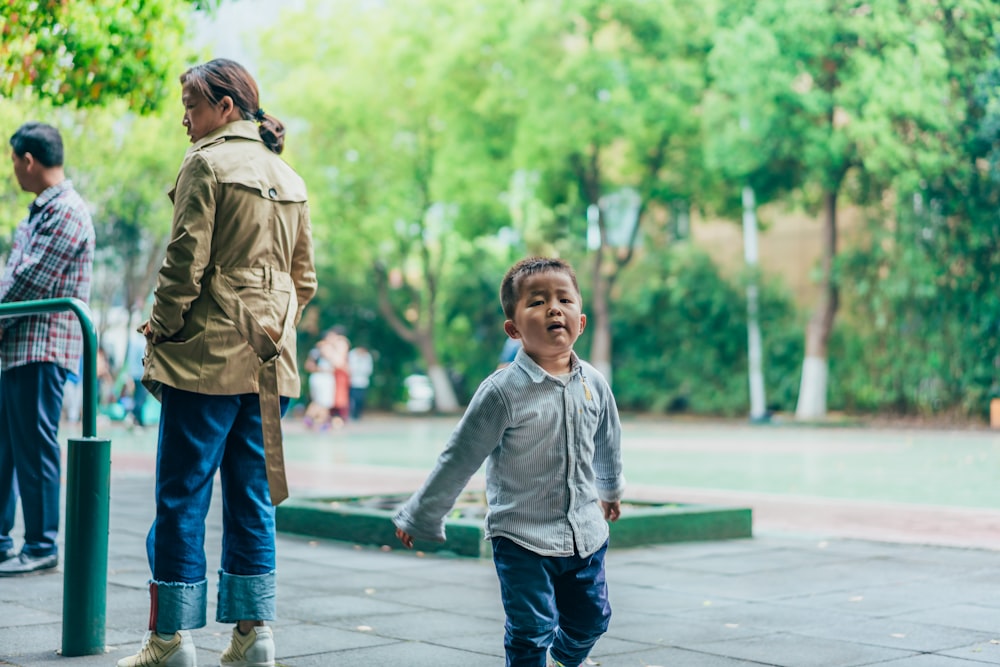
[416,335,459,413]
[373,262,459,413]
[795,188,840,420]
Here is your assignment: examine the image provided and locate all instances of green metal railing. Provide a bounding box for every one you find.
[0,297,110,656]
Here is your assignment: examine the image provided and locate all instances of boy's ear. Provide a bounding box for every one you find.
[503,320,520,339]
[579,313,587,335]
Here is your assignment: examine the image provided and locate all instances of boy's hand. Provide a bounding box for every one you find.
[601,500,621,522]
[395,527,415,549]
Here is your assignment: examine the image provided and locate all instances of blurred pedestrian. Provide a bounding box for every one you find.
[125,328,149,427]
[0,121,95,577]
[348,345,374,420]
[329,330,350,427]
[303,332,336,430]
[119,59,316,667]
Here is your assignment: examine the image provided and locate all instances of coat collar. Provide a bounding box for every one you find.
[189,120,262,152]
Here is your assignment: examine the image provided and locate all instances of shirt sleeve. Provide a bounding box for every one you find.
[393,378,510,542]
[150,152,216,338]
[593,378,625,503]
[0,199,89,306]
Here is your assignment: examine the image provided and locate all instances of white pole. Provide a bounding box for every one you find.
[742,185,767,422]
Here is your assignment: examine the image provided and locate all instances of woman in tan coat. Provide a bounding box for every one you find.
[119,59,316,667]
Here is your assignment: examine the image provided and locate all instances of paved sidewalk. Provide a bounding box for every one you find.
[4,474,1000,666]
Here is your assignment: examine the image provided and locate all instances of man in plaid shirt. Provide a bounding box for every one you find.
[0,122,95,577]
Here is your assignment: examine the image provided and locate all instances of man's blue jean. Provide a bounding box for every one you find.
[492,537,612,667]
[145,386,287,633]
[0,362,67,558]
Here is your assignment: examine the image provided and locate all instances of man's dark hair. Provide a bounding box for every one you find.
[9,122,64,168]
[500,257,580,320]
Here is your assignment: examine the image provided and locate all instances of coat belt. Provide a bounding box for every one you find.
[207,265,295,505]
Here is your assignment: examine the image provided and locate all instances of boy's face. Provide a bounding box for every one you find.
[504,270,586,361]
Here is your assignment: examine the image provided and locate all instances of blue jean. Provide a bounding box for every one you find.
[492,537,612,667]
[0,362,67,557]
[145,386,288,633]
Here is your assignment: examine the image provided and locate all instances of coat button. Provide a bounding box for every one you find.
[268,188,278,199]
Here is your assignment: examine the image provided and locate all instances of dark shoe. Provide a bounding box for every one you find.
[0,551,58,576]
[0,548,16,564]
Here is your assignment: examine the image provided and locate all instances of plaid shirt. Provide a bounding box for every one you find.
[0,180,95,373]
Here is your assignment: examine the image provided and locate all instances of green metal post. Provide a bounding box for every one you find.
[61,436,111,655]
[0,297,110,656]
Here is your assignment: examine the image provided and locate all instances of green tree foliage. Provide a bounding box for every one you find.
[496,0,715,383]
[703,0,978,419]
[1,0,198,112]
[613,245,802,415]
[261,0,517,411]
[242,0,999,421]
[837,6,1000,417]
[67,102,189,335]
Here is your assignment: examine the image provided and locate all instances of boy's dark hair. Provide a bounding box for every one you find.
[9,122,64,167]
[500,257,580,319]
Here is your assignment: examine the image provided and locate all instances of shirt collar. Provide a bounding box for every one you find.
[29,180,72,215]
[512,347,582,383]
[190,120,263,152]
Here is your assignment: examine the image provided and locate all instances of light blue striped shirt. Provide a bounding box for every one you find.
[393,348,625,558]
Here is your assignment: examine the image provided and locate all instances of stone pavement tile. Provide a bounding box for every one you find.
[0,601,60,627]
[270,621,399,657]
[612,538,765,564]
[278,592,421,622]
[779,580,989,617]
[873,655,998,666]
[320,607,501,643]
[606,609,773,645]
[277,639,490,667]
[660,559,931,602]
[687,632,917,667]
[590,645,777,666]
[665,600,867,634]
[608,580,744,615]
[383,580,504,617]
[0,621,63,658]
[794,617,996,653]
[895,603,1000,634]
[430,630,505,658]
[657,544,867,576]
[940,641,1000,664]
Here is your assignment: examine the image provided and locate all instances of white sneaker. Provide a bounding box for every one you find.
[219,626,274,667]
[117,630,197,667]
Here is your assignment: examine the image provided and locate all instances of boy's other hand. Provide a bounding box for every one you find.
[395,527,415,549]
[601,500,621,522]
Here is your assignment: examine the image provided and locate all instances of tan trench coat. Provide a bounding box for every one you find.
[143,120,317,503]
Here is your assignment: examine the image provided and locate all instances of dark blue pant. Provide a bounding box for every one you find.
[145,386,287,632]
[0,362,68,557]
[492,537,612,667]
[349,386,367,420]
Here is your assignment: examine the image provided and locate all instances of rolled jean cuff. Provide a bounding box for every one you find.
[216,569,276,623]
[152,579,208,633]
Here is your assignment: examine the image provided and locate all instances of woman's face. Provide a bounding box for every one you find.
[181,82,232,144]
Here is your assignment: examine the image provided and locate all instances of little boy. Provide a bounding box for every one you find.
[393,257,625,667]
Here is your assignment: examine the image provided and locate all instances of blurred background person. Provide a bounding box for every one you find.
[348,345,374,421]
